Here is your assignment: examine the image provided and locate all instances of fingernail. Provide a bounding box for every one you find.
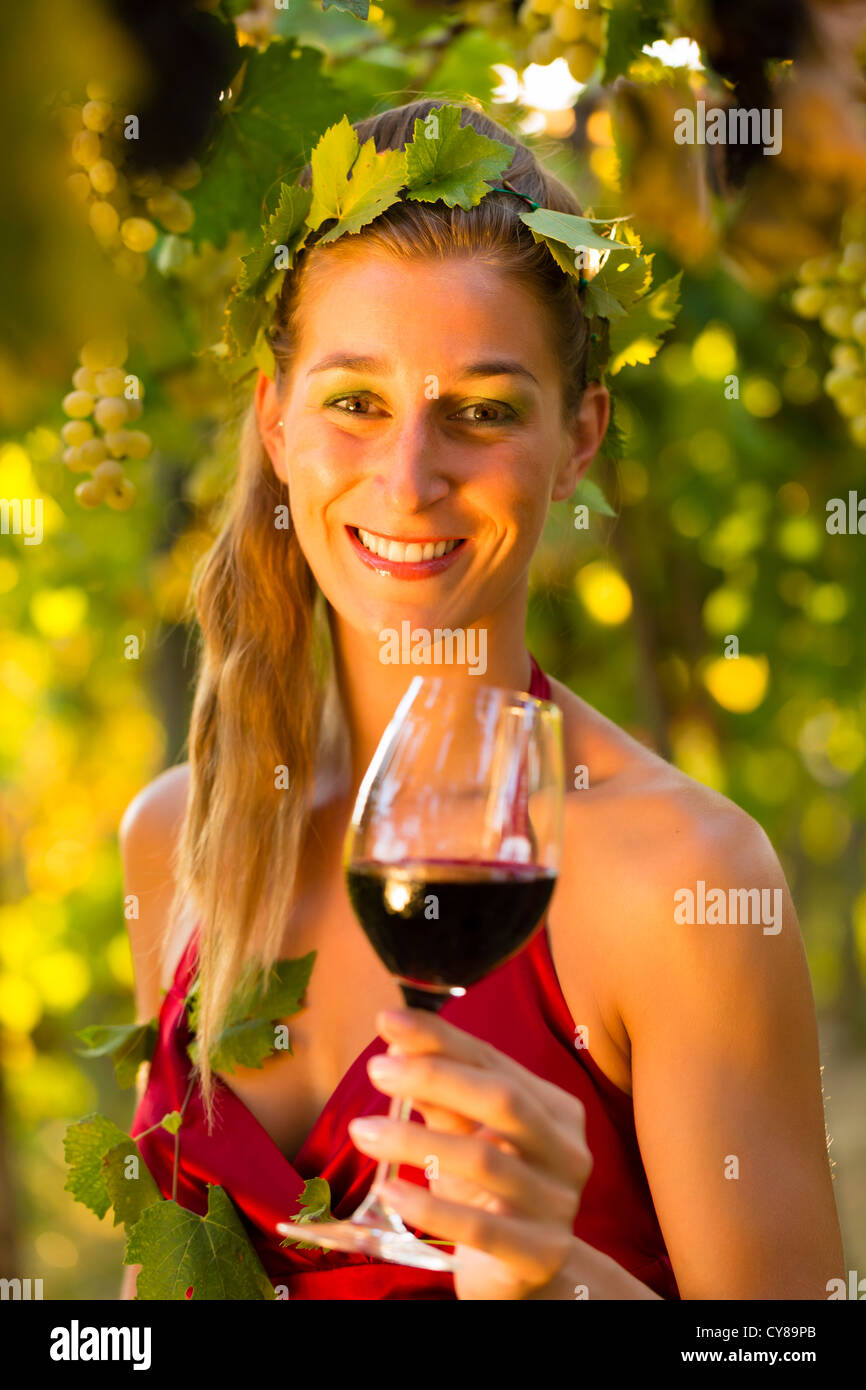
[380,1009,412,1027]
[368,1054,401,1077]
[348,1117,383,1140]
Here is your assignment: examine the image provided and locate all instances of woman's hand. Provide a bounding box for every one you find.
[347,1007,593,1301]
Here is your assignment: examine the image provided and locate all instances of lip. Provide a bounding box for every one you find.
[346,525,468,579]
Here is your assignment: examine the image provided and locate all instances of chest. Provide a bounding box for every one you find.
[211,890,405,1165]
[170,799,633,1165]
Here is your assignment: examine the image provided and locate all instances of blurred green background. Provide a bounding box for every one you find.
[1,0,864,1297]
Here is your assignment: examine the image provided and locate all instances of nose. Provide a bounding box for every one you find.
[376,410,451,515]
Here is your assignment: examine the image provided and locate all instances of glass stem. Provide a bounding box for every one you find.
[351,1089,413,1226]
[354,985,449,1223]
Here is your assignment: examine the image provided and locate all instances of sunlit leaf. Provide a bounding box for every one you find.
[63,1114,131,1220]
[608,272,682,373]
[405,104,512,210]
[307,115,407,242]
[278,1176,337,1252]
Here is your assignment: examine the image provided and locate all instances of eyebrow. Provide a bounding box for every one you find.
[306,352,540,386]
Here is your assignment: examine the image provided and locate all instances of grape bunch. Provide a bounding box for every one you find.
[61,338,151,510]
[791,203,866,447]
[517,0,606,81]
[64,81,200,284]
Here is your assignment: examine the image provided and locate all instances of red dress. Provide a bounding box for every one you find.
[131,657,680,1300]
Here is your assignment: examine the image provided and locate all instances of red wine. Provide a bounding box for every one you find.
[346,859,556,1008]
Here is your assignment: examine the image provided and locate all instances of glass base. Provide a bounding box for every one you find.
[277,1190,460,1273]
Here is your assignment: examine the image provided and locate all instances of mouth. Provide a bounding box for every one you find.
[347,525,468,578]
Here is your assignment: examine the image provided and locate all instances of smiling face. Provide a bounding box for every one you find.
[257,246,607,643]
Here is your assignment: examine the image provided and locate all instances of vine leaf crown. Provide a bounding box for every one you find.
[218,102,682,468]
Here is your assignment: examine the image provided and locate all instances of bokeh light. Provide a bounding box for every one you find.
[703,654,770,713]
[575,561,633,625]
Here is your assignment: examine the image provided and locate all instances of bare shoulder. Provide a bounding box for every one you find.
[545,675,797,1066]
[119,762,191,849]
[119,762,195,1018]
[546,671,776,873]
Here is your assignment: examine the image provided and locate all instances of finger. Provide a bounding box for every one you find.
[371,1177,573,1288]
[376,1009,590,1132]
[366,1051,590,1186]
[430,1129,528,1211]
[411,1102,476,1135]
[347,1115,576,1222]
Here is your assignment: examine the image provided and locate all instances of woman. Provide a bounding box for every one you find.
[120,98,844,1300]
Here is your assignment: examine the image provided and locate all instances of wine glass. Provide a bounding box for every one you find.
[277,673,564,1271]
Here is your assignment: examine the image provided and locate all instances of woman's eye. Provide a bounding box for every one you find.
[453,402,515,425]
[327,394,382,417]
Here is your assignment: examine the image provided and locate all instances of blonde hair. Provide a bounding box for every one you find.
[170,96,592,1128]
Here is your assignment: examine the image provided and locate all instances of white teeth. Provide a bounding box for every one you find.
[356,528,460,562]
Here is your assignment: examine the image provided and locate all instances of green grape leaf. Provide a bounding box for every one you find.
[160,1111,183,1134]
[237,183,312,297]
[75,1020,158,1089]
[239,951,316,1022]
[202,951,316,1030]
[186,951,315,1073]
[585,241,653,316]
[306,115,408,242]
[573,477,616,517]
[264,267,288,303]
[222,287,263,360]
[599,399,628,463]
[603,0,669,84]
[278,1176,336,1252]
[519,208,634,278]
[582,281,627,320]
[253,327,276,381]
[188,1016,281,1074]
[608,272,682,374]
[63,1114,132,1220]
[322,0,370,16]
[585,315,611,384]
[188,42,345,248]
[404,104,513,210]
[103,1140,162,1230]
[125,1184,275,1300]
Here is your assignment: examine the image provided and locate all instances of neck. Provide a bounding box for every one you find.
[326,583,535,792]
